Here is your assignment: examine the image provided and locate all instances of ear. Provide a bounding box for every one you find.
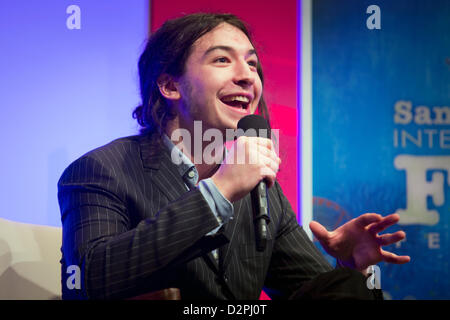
[157,74,181,101]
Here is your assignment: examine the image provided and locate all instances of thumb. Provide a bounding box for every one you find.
[309,221,329,241]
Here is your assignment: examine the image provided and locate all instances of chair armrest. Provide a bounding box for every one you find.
[128,288,181,300]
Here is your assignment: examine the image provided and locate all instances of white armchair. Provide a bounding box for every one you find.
[0,218,62,299]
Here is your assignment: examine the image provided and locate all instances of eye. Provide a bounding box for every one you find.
[214,57,230,63]
[247,60,258,68]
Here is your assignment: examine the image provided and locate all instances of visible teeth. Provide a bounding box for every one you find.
[222,95,250,103]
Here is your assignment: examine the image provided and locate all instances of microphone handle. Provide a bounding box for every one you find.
[255,218,268,251]
[252,181,270,252]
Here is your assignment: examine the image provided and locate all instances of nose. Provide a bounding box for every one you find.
[233,59,256,88]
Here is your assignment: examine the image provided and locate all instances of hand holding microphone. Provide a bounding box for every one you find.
[211,117,279,203]
[212,115,279,251]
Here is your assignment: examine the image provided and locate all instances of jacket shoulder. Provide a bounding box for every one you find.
[58,135,143,184]
[83,135,142,160]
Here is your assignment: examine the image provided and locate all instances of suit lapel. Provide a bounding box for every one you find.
[138,133,221,273]
[139,133,188,203]
[219,198,245,272]
[219,194,274,273]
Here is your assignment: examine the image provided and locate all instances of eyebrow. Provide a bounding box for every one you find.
[203,45,257,58]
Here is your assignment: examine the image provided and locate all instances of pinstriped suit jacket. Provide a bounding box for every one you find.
[58,133,332,300]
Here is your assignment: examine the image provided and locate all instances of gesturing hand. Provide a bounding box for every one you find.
[310,213,410,273]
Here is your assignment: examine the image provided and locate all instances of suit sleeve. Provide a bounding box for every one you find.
[263,182,333,299]
[58,155,227,299]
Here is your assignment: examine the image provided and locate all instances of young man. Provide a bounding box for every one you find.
[58,13,409,300]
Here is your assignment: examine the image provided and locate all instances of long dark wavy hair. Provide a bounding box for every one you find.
[133,12,270,135]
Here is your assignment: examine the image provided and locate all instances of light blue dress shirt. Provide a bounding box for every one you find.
[161,135,234,242]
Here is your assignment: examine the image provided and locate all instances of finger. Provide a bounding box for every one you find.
[259,144,280,164]
[245,136,270,146]
[252,142,280,164]
[368,214,400,234]
[255,137,274,150]
[250,150,280,173]
[261,153,280,173]
[309,221,329,241]
[355,213,383,228]
[377,231,406,246]
[246,141,274,164]
[259,166,277,188]
[248,137,276,156]
[251,136,280,163]
[380,249,411,264]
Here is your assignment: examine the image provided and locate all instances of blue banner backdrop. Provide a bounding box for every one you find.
[312,0,450,299]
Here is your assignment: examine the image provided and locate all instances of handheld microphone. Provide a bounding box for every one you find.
[237,115,271,252]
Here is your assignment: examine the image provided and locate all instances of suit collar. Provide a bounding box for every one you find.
[138,133,188,203]
[139,132,164,170]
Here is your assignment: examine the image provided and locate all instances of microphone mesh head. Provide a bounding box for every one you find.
[237,115,271,138]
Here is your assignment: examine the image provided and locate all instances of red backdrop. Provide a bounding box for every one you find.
[150,0,299,300]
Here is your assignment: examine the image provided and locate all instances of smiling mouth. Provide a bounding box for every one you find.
[220,95,250,110]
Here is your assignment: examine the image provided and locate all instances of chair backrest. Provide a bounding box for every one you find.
[0,218,62,299]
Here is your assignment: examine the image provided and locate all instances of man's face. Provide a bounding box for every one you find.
[175,23,263,133]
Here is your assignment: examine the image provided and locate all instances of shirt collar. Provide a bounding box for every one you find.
[162,134,199,185]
